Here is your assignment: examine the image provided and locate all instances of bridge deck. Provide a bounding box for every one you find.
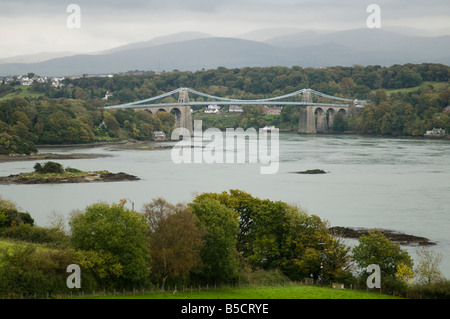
[103,87,358,110]
[105,101,349,109]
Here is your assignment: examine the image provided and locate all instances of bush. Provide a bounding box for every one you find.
[380,275,408,296]
[0,223,67,245]
[240,268,291,286]
[65,167,82,173]
[69,202,151,288]
[34,161,65,174]
[0,244,74,298]
[408,280,450,299]
[0,209,34,228]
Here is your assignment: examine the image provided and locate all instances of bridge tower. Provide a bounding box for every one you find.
[178,89,190,104]
[298,90,317,134]
[177,89,193,134]
[302,90,312,104]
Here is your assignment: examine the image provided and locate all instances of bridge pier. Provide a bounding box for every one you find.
[180,105,193,134]
[143,105,192,134]
[298,106,317,134]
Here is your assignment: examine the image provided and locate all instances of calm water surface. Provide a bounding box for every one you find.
[1,133,449,277]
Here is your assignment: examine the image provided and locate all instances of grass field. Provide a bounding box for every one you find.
[383,81,449,95]
[85,284,400,300]
[0,85,44,101]
[0,238,50,252]
[0,238,18,251]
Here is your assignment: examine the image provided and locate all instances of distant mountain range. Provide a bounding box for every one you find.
[0,28,448,77]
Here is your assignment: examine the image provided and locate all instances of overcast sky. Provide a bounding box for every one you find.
[0,0,449,58]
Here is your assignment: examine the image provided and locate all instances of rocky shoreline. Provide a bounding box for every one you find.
[329,226,435,246]
[0,153,112,163]
[0,140,176,163]
[0,171,139,184]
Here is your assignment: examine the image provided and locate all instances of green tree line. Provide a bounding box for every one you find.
[0,63,449,154]
[45,63,448,102]
[0,191,447,298]
[0,98,175,155]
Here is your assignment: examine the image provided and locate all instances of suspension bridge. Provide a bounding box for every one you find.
[104,87,362,134]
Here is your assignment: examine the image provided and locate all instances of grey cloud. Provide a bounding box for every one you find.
[0,0,448,58]
[1,0,448,22]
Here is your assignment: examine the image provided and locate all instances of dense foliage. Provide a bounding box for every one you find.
[33,161,64,174]
[69,202,152,288]
[0,191,448,298]
[352,229,414,295]
[0,63,448,154]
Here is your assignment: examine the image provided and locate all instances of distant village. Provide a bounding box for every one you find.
[0,73,114,89]
[1,74,285,115]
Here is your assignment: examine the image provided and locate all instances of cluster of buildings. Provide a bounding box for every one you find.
[263,105,282,115]
[1,73,114,89]
[1,74,66,88]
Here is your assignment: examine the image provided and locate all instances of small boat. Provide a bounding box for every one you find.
[259,125,276,133]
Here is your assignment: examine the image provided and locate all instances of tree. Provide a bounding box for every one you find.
[0,196,34,228]
[189,197,240,285]
[155,111,175,134]
[193,190,351,282]
[143,197,179,233]
[389,67,423,88]
[0,132,37,155]
[143,198,202,289]
[34,161,65,174]
[69,202,151,287]
[414,247,444,285]
[102,111,121,137]
[239,105,265,129]
[369,89,388,106]
[280,105,301,129]
[352,229,413,292]
[0,243,74,298]
[331,112,348,132]
[396,262,414,286]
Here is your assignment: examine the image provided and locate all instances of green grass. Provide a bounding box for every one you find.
[382,81,449,95]
[0,238,50,253]
[0,85,44,101]
[84,284,400,299]
[0,238,17,251]
[20,170,89,179]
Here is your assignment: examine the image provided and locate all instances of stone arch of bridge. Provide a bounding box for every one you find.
[137,105,192,134]
[314,107,328,133]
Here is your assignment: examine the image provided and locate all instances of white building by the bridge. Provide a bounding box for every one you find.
[229,105,243,112]
[205,104,221,113]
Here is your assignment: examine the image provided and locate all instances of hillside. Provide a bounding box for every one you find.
[0,28,448,77]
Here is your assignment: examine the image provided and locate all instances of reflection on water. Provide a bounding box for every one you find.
[0,133,449,277]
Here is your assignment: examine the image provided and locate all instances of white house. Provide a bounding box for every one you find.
[19,76,33,86]
[229,105,243,112]
[425,127,446,135]
[205,104,221,114]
